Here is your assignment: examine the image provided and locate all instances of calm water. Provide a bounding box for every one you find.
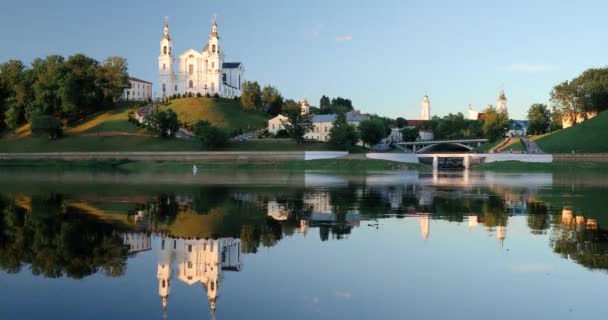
[1,169,608,319]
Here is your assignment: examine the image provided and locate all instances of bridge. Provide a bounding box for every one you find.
[397,139,488,153]
[367,152,553,170]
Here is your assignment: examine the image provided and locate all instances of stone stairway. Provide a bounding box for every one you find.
[521,137,544,154]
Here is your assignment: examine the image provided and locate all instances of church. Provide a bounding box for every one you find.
[158,17,244,99]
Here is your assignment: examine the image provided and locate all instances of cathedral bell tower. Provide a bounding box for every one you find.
[205,15,223,95]
[159,17,174,98]
[420,95,431,120]
[497,89,508,114]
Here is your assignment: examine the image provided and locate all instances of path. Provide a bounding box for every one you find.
[521,137,544,154]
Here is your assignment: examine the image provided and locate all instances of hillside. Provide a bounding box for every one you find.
[533,110,608,153]
[161,97,270,133]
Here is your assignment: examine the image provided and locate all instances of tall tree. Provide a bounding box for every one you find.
[526,103,551,135]
[261,85,283,116]
[482,105,509,142]
[330,97,353,113]
[329,113,359,150]
[401,126,419,142]
[319,95,331,114]
[358,119,386,147]
[99,56,129,105]
[395,117,407,128]
[240,80,262,110]
[281,99,313,144]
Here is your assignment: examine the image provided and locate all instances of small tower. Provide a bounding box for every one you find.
[300,98,310,115]
[159,17,174,98]
[157,262,171,310]
[497,89,508,114]
[205,15,223,95]
[420,214,430,240]
[420,95,431,120]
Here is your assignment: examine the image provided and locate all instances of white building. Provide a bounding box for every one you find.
[157,236,241,314]
[497,89,508,114]
[122,77,153,101]
[420,95,431,120]
[158,16,244,99]
[267,100,366,141]
[122,232,152,254]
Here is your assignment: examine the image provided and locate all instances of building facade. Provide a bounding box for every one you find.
[158,17,244,99]
[122,77,153,101]
[420,95,431,120]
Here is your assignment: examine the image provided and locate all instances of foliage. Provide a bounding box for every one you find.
[0,54,129,130]
[193,120,228,149]
[240,80,262,110]
[319,95,331,114]
[401,126,419,142]
[358,119,386,147]
[526,103,551,135]
[146,108,179,138]
[395,117,407,128]
[427,112,483,140]
[31,114,63,139]
[275,129,290,138]
[281,99,313,144]
[261,85,284,116]
[482,105,509,142]
[551,67,608,123]
[329,113,359,150]
[534,109,608,153]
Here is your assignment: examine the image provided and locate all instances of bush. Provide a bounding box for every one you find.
[194,120,228,149]
[329,113,359,150]
[31,115,63,140]
[275,129,290,138]
[358,119,386,147]
[196,92,202,97]
[213,93,220,99]
[145,108,180,138]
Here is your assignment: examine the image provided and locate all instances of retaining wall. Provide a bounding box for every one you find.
[553,153,608,162]
[0,151,348,162]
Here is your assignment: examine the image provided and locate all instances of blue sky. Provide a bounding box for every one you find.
[1,0,607,119]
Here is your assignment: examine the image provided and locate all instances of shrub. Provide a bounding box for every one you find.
[194,120,228,149]
[205,92,211,98]
[275,129,290,138]
[213,93,220,99]
[196,92,202,98]
[31,115,63,140]
[145,108,180,138]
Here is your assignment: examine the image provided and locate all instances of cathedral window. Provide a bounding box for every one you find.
[188,261,193,269]
[189,64,194,75]
[211,82,215,92]
[212,62,215,68]
[212,44,216,53]
[163,63,166,70]
[175,85,177,91]
[188,244,192,252]
[162,280,166,288]
[222,74,227,83]
[163,46,167,54]
[189,80,193,88]
[162,84,166,92]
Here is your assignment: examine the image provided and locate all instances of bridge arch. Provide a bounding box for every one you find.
[417,143,474,153]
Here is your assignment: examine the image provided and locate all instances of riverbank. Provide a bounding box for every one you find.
[473,160,608,172]
[0,158,430,172]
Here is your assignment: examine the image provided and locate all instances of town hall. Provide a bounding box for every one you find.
[158,16,244,99]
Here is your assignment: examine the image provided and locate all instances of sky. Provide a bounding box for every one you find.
[1,0,608,119]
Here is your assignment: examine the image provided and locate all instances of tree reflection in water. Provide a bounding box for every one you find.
[1,181,608,281]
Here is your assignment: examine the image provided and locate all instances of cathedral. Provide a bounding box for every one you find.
[158,17,244,99]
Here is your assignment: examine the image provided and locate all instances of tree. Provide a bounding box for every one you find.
[329,113,359,150]
[261,85,283,116]
[401,126,419,142]
[358,119,386,147]
[330,97,353,113]
[146,108,179,138]
[395,117,407,128]
[319,95,331,114]
[99,56,129,104]
[30,114,63,139]
[240,80,262,110]
[549,105,563,132]
[281,99,313,144]
[193,120,228,149]
[526,103,551,135]
[482,105,509,142]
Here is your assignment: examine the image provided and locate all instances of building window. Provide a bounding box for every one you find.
[163,46,167,54]
[212,62,215,68]
[162,280,166,288]
[163,64,166,70]
[238,75,241,89]
[212,44,216,53]
[211,82,215,92]
[188,261,193,269]
[189,64,194,75]
[188,244,192,252]
[175,85,177,91]
[324,127,328,133]
[189,80,193,88]
[161,239,165,250]
[162,84,166,92]
[222,74,226,83]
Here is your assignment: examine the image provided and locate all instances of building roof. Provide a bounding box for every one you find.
[311,112,366,123]
[222,62,242,69]
[128,77,153,85]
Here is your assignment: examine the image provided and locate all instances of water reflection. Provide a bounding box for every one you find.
[1,170,608,318]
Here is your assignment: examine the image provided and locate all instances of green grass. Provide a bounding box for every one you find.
[66,103,142,134]
[474,139,504,153]
[533,110,608,153]
[0,135,201,152]
[474,160,608,172]
[0,158,431,172]
[162,97,270,132]
[501,137,526,152]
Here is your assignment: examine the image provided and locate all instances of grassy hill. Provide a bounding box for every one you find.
[161,97,270,133]
[533,110,608,153]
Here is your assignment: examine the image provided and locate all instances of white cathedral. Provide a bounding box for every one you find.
[158,17,244,99]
